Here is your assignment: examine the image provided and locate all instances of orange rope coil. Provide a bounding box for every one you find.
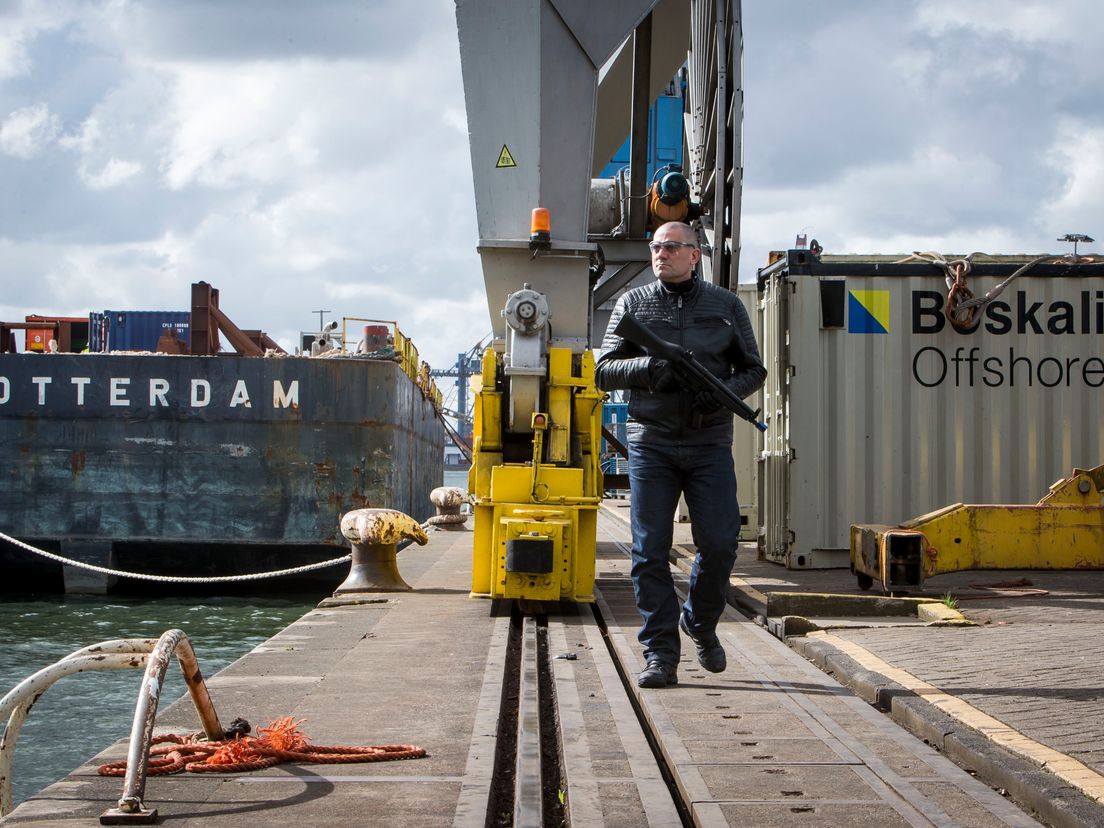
[98,716,427,776]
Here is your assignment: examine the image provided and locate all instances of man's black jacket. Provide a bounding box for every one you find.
[595,277,767,446]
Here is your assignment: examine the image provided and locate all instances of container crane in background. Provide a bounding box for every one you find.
[430,334,491,445]
[455,0,745,604]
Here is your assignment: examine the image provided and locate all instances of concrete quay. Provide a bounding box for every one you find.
[739,562,1104,828]
[604,495,1104,828]
[0,506,1084,826]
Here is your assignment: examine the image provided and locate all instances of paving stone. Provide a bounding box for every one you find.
[715,548,1104,827]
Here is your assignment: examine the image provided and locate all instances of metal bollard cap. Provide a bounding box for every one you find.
[429,486,468,509]
[340,508,428,546]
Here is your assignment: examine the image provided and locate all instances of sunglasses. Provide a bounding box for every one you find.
[648,240,698,253]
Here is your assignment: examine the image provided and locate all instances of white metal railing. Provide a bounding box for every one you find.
[0,630,223,822]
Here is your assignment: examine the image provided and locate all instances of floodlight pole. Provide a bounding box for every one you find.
[1057,233,1094,257]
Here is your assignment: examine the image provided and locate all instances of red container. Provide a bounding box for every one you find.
[24,316,89,353]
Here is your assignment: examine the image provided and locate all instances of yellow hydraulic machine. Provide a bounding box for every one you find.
[467,297,605,602]
[851,464,1104,593]
[453,0,696,605]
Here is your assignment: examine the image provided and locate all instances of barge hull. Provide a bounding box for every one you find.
[0,354,443,583]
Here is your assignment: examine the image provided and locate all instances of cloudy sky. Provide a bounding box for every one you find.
[2,0,1101,396]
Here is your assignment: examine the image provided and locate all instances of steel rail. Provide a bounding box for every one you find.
[546,615,604,826]
[494,603,688,828]
[513,616,544,826]
[452,611,512,828]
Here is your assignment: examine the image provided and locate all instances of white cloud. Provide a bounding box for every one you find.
[0,2,66,82]
[1041,117,1104,232]
[404,291,493,370]
[326,281,394,303]
[0,3,121,81]
[0,232,184,318]
[914,2,1072,44]
[0,0,486,369]
[0,30,31,80]
[56,75,176,199]
[159,62,322,190]
[57,115,102,155]
[836,227,1027,259]
[736,0,1104,279]
[5,0,1104,368]
[740,141,1010,274]
[0,102,60,158]
[80,156,142,188]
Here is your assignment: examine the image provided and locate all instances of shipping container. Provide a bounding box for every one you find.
[89,310,191,352]
[601,401,629,451]
[600,401,629,496]
[734,283,762,541]
[757,249,1104,569]
[23,316,89,353]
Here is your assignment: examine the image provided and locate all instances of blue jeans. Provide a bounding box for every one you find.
[627,441,740,665]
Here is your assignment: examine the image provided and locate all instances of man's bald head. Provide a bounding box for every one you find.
[654,221,696,244]
[650,222,700,284]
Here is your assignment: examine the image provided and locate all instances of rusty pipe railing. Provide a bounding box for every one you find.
[101,629,223,824]
[0,631,223,824]
[1,640,157,817]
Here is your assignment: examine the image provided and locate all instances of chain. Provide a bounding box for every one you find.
[898,252,1056,333]
[0,530,350,584]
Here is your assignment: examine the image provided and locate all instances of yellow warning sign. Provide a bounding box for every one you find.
[496,145,517,168]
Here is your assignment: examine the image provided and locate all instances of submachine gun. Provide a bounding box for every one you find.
[614,312,768,432]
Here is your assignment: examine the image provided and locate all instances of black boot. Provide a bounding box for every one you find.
[680,611,726,673]
[637,658,678,688]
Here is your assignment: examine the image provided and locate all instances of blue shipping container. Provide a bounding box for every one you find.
[597,93,684,183]
[89,311,191,352]
[600,401,629,469]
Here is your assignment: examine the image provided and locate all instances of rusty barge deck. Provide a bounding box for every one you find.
[0,352,443,593]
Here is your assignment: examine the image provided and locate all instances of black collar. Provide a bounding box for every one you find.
[659,275,697,297]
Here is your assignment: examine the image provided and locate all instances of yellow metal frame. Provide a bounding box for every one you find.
[468,346,603,602]
[340,316,443,411]
[851,465,1104,592]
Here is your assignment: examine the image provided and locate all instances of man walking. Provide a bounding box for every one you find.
[595,221,766,688]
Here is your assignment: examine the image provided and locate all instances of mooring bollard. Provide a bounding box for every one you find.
[333,508,429,594]
[426,486,470,530]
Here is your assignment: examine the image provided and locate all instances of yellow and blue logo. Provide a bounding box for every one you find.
[848,290,890,334]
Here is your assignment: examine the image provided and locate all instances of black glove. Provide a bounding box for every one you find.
[693,389,722,415]
[648,358,680,392]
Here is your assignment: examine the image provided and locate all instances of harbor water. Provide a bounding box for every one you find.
[442,468,469,490]
[0,593,324,810]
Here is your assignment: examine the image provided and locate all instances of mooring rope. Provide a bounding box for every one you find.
[97,716,426,776]
[0,529,350,584]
